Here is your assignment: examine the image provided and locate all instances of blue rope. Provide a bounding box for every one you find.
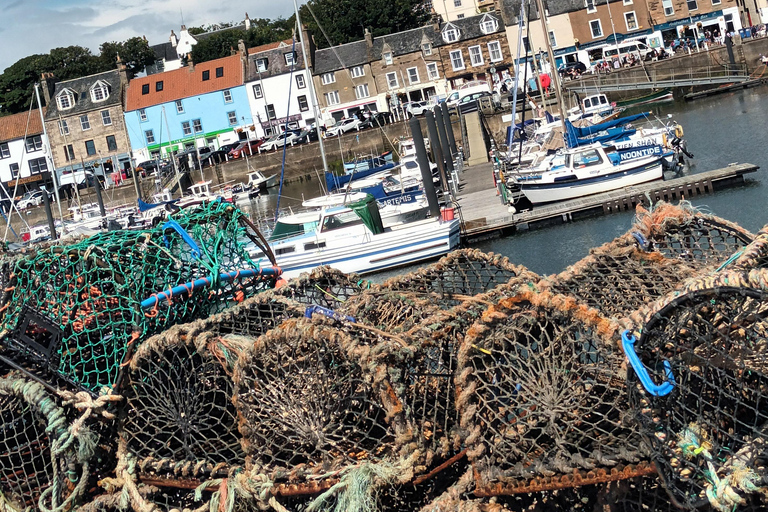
[274,36,298,224]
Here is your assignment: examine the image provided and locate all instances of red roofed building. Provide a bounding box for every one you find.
[0,107,54,194]
[124,49,252,163]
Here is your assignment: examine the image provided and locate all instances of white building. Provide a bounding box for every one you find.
[245,40,316,139]
[431,0,499,21]
[0,108,54,196]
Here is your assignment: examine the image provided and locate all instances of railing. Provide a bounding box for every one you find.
[564,63,750,93]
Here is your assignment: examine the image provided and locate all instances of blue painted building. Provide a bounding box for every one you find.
[124,51,253,164]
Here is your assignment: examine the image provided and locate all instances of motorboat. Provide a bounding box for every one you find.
[343,151,394,175]
[518,143,666,205]
[247,170,277,191]
[567,93,625,122]
[249,194,461,280]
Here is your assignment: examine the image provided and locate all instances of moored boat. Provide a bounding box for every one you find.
[249,195,461,280]
[519,143,666,205]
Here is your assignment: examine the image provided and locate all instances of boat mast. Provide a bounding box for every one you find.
[294,0,329,174]
[533,0,567,133]
[34,83,64,221]
[162,106,183,198]
[506,1,526,158]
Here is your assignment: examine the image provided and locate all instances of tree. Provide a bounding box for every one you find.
[99,37,157,77]
[188,27,206,36]
[0,54,50,116]
[190,29,248,64]
[245,17,296,48]
[300,0,430,49]
[48,46,104,81]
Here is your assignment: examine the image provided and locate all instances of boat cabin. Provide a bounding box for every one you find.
[189,181,212,198]
[153,189,173,203]
[581,94,612,116]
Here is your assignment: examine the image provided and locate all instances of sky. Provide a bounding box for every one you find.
[0,0,308,72]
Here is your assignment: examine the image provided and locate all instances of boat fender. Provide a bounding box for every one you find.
[304,305,356,323]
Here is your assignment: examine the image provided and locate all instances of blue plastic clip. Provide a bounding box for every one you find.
[621,330,675,397]
[304,305,355,323]
[631,231,649,251]
[163,220,201,260]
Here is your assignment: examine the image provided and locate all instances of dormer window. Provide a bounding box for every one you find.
[256,58,268,72]
[90,81,110,102]
[56,89,75,110]
[479,14,499,34]
[383,52,393,65]
[422,43,432,56]
[284,52,296,66]
[442,24,460,43]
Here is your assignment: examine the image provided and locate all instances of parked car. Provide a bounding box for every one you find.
[17,190,47,209]
[457,91,495,114]
[325,118,362,137]
[294,127,319,144]
[558,61,587,78]
[359,111,390,129]
[229,139,264,159]
[260,131,300,152]
[404,100,430,117]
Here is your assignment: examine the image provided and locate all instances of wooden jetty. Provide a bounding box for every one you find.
[684,77,768,101]
[457,162,759,243]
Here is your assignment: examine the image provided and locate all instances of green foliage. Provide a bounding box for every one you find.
[188,26,206,36]
[190,29,248,64]
[0,54,49,116]
[190,17,297,64]
[99,37,157,78]
[300,0,431,49]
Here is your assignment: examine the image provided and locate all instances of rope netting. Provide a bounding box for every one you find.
[456,290,653,495]
[0,375,96,512]
[540,235,698,321]
[380,249,527,309]
[232,316,410,486]
[725,224,768,271]
[272,266,369,309]
[628,270,768,511]
[339,292,443,334]
[0,201,278,394]
[119,292,306,487]
[631,202,754,270]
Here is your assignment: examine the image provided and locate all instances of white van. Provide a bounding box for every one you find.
[601,41,653,63]
[444,80,492,108]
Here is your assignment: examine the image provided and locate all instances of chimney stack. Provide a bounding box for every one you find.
[364,28,373,48]
[245,12,251,31]
[188,54,194,72]
[116,53,129,86]
[40,72,55,106]
[170,29,178,47]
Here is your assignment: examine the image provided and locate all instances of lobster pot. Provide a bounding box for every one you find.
[395,274,540,475]
[729,225,768,271]
[541,236,698,321]
[122,331,247,481]
[0,202,278,394]
[380,250,531,309]
[274,265,368,309]
[628,271,768,510]
[457,291,648,495]
[339,291,442,334]
[0,377,89,511]
[632,202,753,270]
[233,317,409,486]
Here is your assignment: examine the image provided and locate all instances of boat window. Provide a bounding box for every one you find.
[322,211,363,232]
[275,246,296,255]
[404,161,418,170]
[304,241,326,250]
[584,98,592,108]
[269,220,319,241]
[600,96,608,104]
[572,149,604,168]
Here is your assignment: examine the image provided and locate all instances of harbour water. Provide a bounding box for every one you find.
[245,84,768,279]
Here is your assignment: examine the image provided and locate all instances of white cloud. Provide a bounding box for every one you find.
[0,0,307,71]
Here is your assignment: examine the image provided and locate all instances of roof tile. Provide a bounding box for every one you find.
[0,109,45,144]
[126,54,243,111]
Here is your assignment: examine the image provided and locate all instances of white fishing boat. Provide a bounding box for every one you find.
[247,170,278,191]
[519,143,665,205]
[249,195,461,280]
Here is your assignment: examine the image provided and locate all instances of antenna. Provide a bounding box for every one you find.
[180,8,184,26]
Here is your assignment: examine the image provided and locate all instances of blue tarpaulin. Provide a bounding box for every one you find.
[564,112,651,148]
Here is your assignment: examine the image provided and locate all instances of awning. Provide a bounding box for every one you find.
[328,100,378,113]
